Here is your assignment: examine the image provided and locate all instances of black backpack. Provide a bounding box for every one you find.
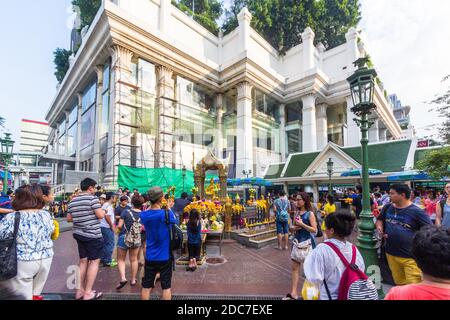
[165,209,183,252]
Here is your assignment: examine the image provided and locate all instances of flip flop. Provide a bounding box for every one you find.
[83,291,103,300]
[116,280,128,290]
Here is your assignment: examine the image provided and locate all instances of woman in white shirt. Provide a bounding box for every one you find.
[303,210,365,300]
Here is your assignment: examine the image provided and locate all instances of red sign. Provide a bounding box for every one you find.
[417,140,429,148]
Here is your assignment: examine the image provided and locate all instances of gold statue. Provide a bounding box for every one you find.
[205,178,220,200]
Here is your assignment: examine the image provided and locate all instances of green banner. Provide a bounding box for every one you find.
[117,165,216,198]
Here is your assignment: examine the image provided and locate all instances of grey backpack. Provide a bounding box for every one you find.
[124,210,141,248]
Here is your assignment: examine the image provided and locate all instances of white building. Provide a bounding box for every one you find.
[43,0,402,191]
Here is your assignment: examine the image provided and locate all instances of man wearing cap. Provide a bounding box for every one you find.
[0,180,13,221]
[115,195,131,225]
[140,186,176,301]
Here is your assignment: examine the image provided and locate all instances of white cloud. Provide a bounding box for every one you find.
[359,0,450,140]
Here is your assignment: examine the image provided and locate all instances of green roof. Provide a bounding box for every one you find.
[342,140,412,172]
[283,152,320,177]
[264,163,285,179]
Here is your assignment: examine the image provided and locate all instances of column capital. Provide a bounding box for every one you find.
[301,94,317,109]
[111,45,134,72]
[76,93,83,107]
[156,65,174,81]
[236,82,253,101]
[316,103,328,118]
[216,93,224,110]
[95,65,104,85]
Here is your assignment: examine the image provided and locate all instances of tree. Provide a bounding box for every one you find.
[429,75,450,144]
[54,48,73,83]
[416,147,450,180]
[222,0,361,55]
[0,116,4,128]
[72,0,102,30]
[172,0,223,35]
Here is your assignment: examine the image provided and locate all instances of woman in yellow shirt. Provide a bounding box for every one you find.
[321,195,336,236]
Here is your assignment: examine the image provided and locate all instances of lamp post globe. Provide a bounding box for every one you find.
[0,133,15,193]
[346,57,383,297]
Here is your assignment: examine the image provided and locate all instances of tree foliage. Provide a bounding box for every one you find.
[53,48,72,83]
[429,75,450,144]
[222,0,361,54]
[416,147,450,180]
[72,0,102,30]
[0,116,4,128]
[172,0,223,35]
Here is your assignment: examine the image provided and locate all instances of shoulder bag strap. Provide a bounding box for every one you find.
[323,279,333,300]
[324,242,350,267]
[13,212,21,241]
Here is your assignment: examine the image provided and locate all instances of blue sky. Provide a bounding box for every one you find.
[1,0,449,144]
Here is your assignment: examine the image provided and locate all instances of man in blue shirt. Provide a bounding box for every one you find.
[0,180,13,221]
[140,186,177,301]
[376,183,432,286]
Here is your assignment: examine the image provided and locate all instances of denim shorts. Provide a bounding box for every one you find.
[276,220,289,234]
[117,234,127,250]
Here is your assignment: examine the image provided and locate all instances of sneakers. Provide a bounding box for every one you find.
[103,259,118,267]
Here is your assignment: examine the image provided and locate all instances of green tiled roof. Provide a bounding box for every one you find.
[283,152,320,177]
[342,140,412,173]
[264,163,285,179]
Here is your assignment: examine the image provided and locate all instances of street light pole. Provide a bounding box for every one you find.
[347,57,384,297]
[327,158,334,196]
[182,165,187,192]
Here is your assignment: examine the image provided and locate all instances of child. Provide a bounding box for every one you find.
[187,209,202,272]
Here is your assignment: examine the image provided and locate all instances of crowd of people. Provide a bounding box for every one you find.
[0,177,449,300]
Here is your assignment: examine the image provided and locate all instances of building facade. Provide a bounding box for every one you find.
[389,94,415,139]
[44,0,402,191]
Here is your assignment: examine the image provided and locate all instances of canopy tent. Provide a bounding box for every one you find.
[117,165,216,198]
[387,170,430,182]
[340,168,383,177]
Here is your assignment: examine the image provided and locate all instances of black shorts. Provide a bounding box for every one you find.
[142,260,173,290]
[188,244,201,260]
[141,231,146,245]
[74,234,104,261]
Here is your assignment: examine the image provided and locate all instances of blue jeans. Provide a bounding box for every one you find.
[101,227,115,264]
[276,220,289,234]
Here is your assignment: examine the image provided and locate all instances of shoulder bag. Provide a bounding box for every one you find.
[0,212,21,281]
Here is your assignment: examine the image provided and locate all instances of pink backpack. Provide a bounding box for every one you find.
[323,242,378,300]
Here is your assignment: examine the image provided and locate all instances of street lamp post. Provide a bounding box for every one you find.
[242,169,252,202]
[0,133,15,193]
[182,165,187,192]
[327,158,334,196]
[347,57,383,296]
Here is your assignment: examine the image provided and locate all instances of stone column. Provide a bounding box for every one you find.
[156,65,175,169]
[63,111,70,156]
[345,96,361,147]
[301,27,316,71]
[236,81,254,178]
[316,103,328,150]
[216,94,225,158]
[379,128,387,142]
[279,104,287,162]
[345,27,359,73]
[302,94,317,152]
[312,182,320,204]
[283,182,289,195]
[104,45,133,188]
[75,93,83,171]
[93,65,104,172]
[368,118,379,143]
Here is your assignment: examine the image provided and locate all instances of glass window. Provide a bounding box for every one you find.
[138,59,156,94]
[82,82,97,112]
[103,63,110,93]
[80,106,95,149]
[177,76,215,111]
[58,135,65,156]
[253,89,279,120]
[67,124,77,156]
[286,102,302,122]
[100,93,110,136]
[287,129,301,154]
[58,120,66,138]
[68,104,78,126]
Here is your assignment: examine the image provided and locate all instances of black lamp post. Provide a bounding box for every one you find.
[242,170,252,202]
[347,56,383,296]
[182,165,187,192]
[327,157,334,196]
[0,133,15,193]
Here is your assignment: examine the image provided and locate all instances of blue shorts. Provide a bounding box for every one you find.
[117,234,127,250]
[276,220,289,234]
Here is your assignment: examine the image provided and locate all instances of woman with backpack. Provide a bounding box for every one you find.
[283,192,317,300]
[116,195,144,290]
[303,210,378,300]
[187,209,202,272]
[273,190,290,250]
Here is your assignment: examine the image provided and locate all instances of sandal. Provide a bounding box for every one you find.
[116,280,128,290]
[83,291,103,300]
[282,293,298,300]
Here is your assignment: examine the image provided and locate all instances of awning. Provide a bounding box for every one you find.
[341,168,383,177]
[387,170,430,181]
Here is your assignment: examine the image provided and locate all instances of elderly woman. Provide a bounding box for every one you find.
[0,184,55,300]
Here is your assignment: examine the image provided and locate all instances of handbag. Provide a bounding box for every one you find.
[290,238,312,263]
[0,212,21,281]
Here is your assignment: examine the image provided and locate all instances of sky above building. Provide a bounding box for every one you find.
[1,0,449,145]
